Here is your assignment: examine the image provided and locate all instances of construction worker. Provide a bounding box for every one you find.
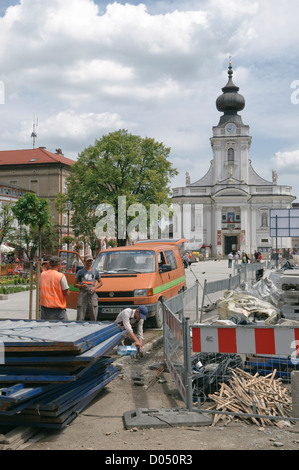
[115,305,148,352]
[40,256,69,321]
[74,254,102,321]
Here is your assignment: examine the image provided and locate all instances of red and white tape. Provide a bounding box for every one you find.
[192,325,299,356]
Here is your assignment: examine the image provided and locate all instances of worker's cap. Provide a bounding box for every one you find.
[138,305,148,320]
[84,255,93,262]
[49,256,62,266]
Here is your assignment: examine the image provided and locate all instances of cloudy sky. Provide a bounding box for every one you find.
[1,0,299,197]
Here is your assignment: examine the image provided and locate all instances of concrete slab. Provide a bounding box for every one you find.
[123,407,212,429]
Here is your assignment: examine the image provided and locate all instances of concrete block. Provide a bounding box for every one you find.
[123,407,212,429]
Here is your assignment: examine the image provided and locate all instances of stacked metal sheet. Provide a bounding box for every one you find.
[0,320,124,428]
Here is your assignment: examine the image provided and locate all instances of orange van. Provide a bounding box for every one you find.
[59,242,186,328]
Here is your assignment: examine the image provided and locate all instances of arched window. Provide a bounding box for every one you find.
[227,148,234,163]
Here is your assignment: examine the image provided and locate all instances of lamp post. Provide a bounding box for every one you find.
[66,200,72,250]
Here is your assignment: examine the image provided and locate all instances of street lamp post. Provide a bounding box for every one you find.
[66,200,72,250]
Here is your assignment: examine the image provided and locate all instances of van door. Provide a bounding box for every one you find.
[157,249,177,300]
[58,250,85,309]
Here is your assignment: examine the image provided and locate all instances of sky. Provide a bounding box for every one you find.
[0,0,299,198]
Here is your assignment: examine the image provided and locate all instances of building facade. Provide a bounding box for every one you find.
[172,63,296,258]
[0,147,75,238]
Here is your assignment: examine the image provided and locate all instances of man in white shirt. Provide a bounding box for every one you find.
[115,305,148,351]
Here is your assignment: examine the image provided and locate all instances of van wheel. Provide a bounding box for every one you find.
[151,301,163,329]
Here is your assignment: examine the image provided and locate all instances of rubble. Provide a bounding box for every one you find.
[237,277,282,306]
[216,290,281,325]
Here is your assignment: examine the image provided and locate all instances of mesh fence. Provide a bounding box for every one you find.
[190,350,299,426]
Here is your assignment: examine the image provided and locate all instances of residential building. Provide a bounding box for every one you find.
[0,147,75,239]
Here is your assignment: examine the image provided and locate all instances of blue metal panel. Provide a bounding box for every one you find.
[0,320,121,353]
[0,319,123,427]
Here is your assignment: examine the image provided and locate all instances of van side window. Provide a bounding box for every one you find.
[158,252,166,266]
[165,250,177,270]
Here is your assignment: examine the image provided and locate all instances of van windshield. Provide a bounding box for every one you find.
[94,250,156,273]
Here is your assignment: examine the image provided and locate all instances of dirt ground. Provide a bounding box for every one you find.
[24,329,299,452]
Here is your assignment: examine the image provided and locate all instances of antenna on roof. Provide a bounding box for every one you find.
[31,116,38,149]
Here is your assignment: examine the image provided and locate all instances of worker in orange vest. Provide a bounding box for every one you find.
[40,256,70,321]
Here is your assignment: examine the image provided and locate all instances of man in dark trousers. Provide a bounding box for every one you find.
[40,256,69,321]
[115,305,148,352]
[74,254,102,321]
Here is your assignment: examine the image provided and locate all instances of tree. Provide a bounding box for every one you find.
[0,203,16,246]
[12,193,54,259]
[61,129,178,246]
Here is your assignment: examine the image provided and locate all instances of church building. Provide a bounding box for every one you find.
[172,62,296,258]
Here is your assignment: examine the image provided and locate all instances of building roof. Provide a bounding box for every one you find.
[0,148,75,167]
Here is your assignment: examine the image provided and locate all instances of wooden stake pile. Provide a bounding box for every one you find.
[206,368,293,427]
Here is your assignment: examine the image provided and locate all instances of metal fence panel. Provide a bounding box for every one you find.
[163,283,198,409]
[163,302,187,404]
[190,324,299,425]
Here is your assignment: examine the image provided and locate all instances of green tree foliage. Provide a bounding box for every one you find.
[62,129,178,246]
[0,203,16,245]
[12,193,54,258]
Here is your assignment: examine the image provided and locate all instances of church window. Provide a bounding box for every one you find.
[227,148,234,163]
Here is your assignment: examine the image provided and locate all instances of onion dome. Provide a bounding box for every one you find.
[216,61,245,116]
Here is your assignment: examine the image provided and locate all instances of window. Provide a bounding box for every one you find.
[165,250,177,270]
[30,179,39,195]
[227,148,234,163]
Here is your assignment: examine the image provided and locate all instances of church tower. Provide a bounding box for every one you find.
[172,61,295,258]
[211,59,251,186]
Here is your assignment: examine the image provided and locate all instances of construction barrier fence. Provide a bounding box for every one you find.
[162,285,197,410]
[235,260,271,282]
[191,324,299,425]
[163,274,299,425]
[199,261,271,322]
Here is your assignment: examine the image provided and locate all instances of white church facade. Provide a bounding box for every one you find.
[172,62,296,258]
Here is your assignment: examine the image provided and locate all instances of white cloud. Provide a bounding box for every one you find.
[2,109,134,155]
[0,0,299,198]
[273,150,299,173]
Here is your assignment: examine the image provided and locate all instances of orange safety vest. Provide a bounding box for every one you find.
[40,270,66,309]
